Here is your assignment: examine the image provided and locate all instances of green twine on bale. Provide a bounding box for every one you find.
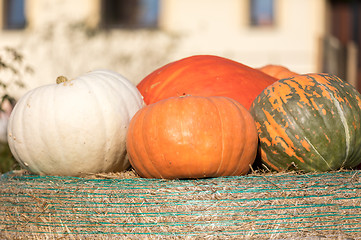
[0,171,361,238]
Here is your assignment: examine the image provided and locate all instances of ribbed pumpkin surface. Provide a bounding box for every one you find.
[250,73,361,172]
[137,55,277,110]
[258,64,298,79]
[7,70,144,176]
[126,96,258,179]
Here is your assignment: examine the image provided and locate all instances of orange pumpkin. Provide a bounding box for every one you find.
[126,96,258,179]
[137,55,277,110]
[258,64,298,79]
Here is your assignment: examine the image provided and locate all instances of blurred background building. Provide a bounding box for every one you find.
[0,0,359,98]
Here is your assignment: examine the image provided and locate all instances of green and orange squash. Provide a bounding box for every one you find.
[250,73,361,172]
[137,55,277,110]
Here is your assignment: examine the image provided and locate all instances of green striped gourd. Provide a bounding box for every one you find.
[250,73,361,172]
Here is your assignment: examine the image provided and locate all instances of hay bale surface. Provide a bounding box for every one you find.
[1,170,361,239]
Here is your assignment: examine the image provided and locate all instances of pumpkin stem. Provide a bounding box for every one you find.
[179,93,192,98]
[56,76,69,84]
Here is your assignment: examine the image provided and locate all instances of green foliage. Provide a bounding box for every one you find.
[0,143,19,173]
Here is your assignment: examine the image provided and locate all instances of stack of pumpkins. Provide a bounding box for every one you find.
[7,55,361,179]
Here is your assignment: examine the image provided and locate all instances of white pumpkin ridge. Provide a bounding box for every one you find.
[7,70,144,176]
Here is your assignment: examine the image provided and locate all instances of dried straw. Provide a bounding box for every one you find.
[1,169,360,239]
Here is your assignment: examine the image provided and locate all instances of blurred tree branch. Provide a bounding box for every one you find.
[0,47,33,110]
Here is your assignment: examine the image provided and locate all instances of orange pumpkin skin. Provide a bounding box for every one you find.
[137,55,277,110]
[258,64,298,80]
[126,96,258,179]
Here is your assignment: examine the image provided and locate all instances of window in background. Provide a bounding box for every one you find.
[3,0,26,29]
[102,0,159,28]
[250,0,275,27]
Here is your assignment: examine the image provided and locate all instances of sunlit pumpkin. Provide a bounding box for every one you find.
[7,70,144,176]
[250,73,361,172]
[137,55,277,110]
[258,64,298,79]
[126,95,258,179]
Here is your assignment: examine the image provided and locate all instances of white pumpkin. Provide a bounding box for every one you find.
[7,70,144,176]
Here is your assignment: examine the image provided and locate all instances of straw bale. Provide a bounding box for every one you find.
[0,169,360,239]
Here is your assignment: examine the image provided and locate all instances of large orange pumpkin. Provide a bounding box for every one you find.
[258,64,298,79]
[126,96,258,179]
[137,55,277,110]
